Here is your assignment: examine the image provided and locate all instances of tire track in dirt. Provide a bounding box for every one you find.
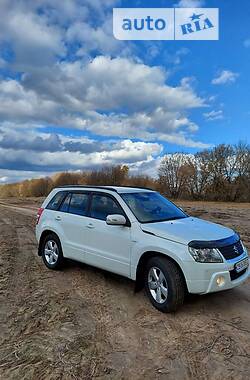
[0,206,141,379]
[0,202,36,216]
[0,208,101,379]
[0,204,113,378]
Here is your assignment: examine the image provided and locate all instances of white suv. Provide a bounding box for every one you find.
[36,186,249,312]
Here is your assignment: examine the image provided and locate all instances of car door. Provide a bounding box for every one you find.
[83,192,132,277]
[56,191,90,262]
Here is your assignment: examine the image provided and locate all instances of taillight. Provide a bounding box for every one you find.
[36,207,44,225]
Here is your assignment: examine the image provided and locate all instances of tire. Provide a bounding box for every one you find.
[144,256,185,313]
[41,233,65,270]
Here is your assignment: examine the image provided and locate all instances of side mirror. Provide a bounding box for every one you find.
[106,214,127,226]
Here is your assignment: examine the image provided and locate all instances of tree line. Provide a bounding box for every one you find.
[0,142,249,202]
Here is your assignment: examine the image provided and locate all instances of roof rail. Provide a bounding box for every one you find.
[114,185,155,191]
[56,185,118,192]
[56,185,155,192]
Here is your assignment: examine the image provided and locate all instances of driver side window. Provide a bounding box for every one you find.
[90,194,125,221]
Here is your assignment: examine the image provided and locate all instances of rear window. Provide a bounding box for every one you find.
[46,191,67,211]
[59,193,71,213]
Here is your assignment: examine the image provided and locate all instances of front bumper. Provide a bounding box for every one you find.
[204,266,249,294]
[185,251,249,294]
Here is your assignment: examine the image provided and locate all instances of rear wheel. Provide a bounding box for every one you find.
[41,233,64,270]
[144,256,185,313]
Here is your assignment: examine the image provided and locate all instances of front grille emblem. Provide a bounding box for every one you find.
[233,245,239,254]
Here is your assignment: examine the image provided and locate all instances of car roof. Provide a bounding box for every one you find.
[56,185,154,194]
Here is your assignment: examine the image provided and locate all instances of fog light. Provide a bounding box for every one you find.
[216,276,225,287]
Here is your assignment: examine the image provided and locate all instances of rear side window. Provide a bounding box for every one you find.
[90,194,124,221]
[59,193,71,213]
[68,193,89,216]
[46,191,67,211]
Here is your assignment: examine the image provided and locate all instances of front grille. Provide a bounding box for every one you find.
[230,268,247,281]
[219,240,244,260]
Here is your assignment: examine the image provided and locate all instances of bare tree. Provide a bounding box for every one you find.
[190,151,212,199]
[233,142,250,201]
[87,165,129,186]
[158,154,194,198]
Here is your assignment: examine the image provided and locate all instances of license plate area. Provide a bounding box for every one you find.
[235,258,249,273]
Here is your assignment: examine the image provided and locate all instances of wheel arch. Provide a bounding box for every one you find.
[38,229,60,256]
[134,251,187,293]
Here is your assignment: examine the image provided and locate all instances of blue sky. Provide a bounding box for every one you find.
[0,0,249,183]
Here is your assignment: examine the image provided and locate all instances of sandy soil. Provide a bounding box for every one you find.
[0,199,249,380]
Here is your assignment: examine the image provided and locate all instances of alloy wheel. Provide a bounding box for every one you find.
[148,266,168,304]
[44,240,59,265]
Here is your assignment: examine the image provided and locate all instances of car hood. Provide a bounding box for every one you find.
[141,216,235,245]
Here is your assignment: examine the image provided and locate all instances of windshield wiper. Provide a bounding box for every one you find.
[142,215,187,224]
[166,216,187,221]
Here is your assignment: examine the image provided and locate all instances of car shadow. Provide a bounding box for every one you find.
[62,258,249,313]
[64,258,135,289]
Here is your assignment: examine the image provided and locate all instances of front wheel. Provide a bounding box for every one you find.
[144,256,185,313]
[41,233,64,270]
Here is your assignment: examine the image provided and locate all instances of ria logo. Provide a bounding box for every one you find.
[175,8,219,40]
[113,8,219,41]
[181,13,214,35]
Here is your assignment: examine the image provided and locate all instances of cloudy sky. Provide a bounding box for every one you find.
[0,0,249,183]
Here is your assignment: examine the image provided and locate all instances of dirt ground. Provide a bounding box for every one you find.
[0,199,249,380]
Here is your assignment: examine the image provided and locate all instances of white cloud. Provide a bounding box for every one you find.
[180,76,196,89]
[0,3,65,68]
[243,39,250,48]
[0,0,125,69]
[0,57,205,149]
[164,48,190,66]
[212,70,239,85]
[67,17,127,57]
[0,175,8,183]
[0,79,58,123]
[0,58,6,68]
[0,137,162,172]
[0,125,163,174]
[70,110,207,148]
[203,110,224,121]
[0,169,50,184]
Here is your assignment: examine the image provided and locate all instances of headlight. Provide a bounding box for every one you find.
[241,240,248,255]
[188,247,223,263]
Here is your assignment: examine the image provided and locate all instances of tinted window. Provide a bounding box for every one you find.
[68,193,89,216]
[90,194,124,221]
[121,192,187,223]
[59,193,71,213]
[46,191,67,211]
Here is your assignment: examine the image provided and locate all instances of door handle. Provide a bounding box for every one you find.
[55,215,61,221]
[86,223,95,229]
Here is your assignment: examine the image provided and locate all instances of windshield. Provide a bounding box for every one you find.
[121,192,187,223]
